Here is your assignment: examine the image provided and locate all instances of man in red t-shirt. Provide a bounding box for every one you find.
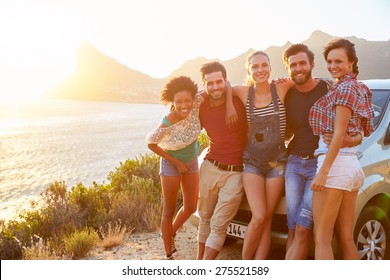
[197,61,248,260]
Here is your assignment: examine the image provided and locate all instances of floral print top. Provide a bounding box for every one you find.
[146,93,204,151]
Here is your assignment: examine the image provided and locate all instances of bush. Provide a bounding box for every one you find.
[106,155,163,232]
[0,229,22,260]
[108,153,160,192]
[0,144,211,259]
[24,181,79,239]
[109,191,160,232]
[64,228,99,260]
[198,130,210,153]
[67,182,111,229]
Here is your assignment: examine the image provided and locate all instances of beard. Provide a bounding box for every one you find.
[209,89,225,101]
[292,70,312,85]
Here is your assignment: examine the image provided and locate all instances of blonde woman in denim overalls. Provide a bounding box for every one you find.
[227,51,293,259]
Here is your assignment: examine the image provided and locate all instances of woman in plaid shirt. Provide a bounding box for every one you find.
[308,39,374,259]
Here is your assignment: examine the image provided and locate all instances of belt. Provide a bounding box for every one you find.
[208,159,243,172]
[292,153,316,160]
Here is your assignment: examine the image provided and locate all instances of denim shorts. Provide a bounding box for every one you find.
[285,154,317,230]
[243,160,286,178]
[159,157,199,176]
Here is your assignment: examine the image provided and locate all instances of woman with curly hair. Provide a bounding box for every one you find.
[146,76,204,260]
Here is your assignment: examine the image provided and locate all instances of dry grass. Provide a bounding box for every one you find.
[99,221,133,250]
[22,236,62,260]
[140,203,161,232]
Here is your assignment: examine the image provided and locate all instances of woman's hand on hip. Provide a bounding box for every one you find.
[311,171,327,192]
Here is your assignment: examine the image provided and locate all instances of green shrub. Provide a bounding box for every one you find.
[109,191,161,232]
[130,176,161,205]
[0,146,210,259]
[0,230,22,260]
[67,182,111,228]
[0,217,37,259]
[198,130,210,153]
[21,182,79,239]
[108,153,160,192]
[64,228,99,260]
[42,180,67,203]
[107,154,164,232]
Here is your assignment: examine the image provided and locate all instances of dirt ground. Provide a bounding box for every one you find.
[84,221,285,260]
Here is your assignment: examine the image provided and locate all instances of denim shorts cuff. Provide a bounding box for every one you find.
[296,220,313,230]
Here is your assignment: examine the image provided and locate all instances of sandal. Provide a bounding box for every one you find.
[164,254,174,260]
[159,233,177,254]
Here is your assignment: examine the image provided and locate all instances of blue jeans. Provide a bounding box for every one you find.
[285,154,317,230]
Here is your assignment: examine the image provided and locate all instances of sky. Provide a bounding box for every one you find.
[0,0,389,100]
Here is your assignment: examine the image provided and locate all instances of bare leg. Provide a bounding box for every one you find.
[172,172,199,235]
[197,242,205,260]
[286,229,295,254]
[312,188,343,259]
[253,177,284,259]
[285,224,311,260]
[160,175,181,256]
[334,190,358,260]
[242,173,266,260]
[203,246,220,260]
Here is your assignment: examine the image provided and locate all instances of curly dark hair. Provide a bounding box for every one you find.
[160,76,198,105]
[283,43,315,65]
[199,61,227,84]
[323,38,359,74]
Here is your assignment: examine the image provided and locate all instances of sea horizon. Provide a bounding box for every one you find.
[0,98,168,220]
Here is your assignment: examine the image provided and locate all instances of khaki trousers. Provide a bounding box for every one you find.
[197,160,244,251]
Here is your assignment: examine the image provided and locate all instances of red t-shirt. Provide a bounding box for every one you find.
[199,96,248,165]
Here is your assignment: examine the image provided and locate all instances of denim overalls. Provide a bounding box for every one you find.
[243,84,287,177]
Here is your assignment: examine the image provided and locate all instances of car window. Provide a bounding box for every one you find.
[371,90,390,128]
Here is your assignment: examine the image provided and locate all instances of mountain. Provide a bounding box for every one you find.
[174,30,390,86]
[292,30,390,80]
[48,42,163,103]
[48,31,390,103]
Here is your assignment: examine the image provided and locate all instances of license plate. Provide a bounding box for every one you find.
[226,222,247,239]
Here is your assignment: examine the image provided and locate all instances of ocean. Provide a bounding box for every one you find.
[0,99,168,220]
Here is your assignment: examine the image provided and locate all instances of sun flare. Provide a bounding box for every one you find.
[0,2,83,102]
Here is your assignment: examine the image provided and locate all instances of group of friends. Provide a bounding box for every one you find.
[146,38,375,260]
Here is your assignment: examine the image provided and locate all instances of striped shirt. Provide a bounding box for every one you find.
[246,97,287,139]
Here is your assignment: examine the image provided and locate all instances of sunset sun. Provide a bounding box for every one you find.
[0,2,83,101]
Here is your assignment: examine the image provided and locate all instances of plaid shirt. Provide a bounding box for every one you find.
[309,73,374,137]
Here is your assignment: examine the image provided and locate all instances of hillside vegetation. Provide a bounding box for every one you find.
[0,153,161,259]
[0,133,209,260]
